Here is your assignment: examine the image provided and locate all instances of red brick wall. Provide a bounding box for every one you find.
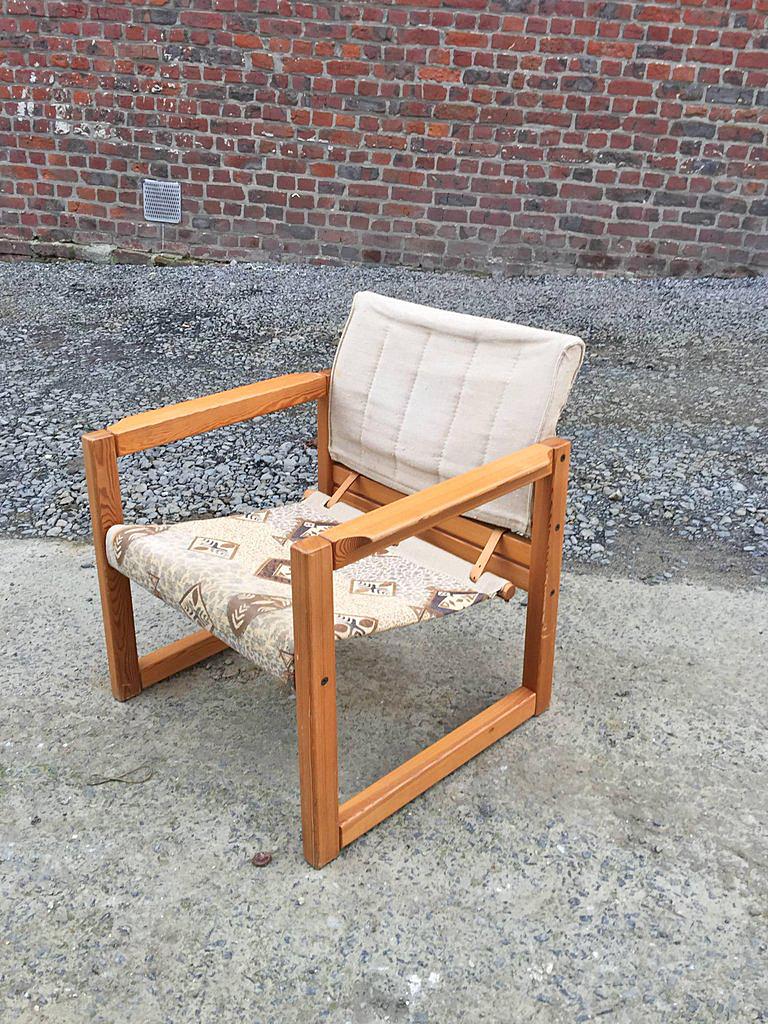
[2,1,767,276]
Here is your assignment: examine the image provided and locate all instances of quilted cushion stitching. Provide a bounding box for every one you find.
[392,329,432,483]
[478,342,524,468]
[357,322,391,463]
[437,330,481,482]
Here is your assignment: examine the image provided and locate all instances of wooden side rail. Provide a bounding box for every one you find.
[338,686,536,846]
[322,442,552,569]
[108,371,329,455]
[139,630,229,689]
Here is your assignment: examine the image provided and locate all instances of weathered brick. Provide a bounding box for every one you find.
[559,215,605,234]
[705,85,756,106]
[701,194,747,214]
[674,119,717,139]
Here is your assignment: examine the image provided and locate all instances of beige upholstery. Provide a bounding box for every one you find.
[328,291,585,535]
[106,493,500,683]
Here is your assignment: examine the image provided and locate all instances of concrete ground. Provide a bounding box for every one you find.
[2,537,766,1023]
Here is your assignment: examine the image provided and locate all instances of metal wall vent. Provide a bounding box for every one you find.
[143,179,181,224]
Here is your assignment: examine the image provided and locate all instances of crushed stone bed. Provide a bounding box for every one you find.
[0,260,765,585]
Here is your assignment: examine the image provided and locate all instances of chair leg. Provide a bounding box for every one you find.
[523,439,571,715]
[82,430,142,702]
[290,535,340,868]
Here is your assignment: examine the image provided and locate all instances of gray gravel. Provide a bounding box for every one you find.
[0,261,765,585]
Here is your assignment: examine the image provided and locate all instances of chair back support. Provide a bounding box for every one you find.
[328,291,584,536]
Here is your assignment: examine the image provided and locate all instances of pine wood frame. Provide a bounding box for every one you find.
[82,370,571,868]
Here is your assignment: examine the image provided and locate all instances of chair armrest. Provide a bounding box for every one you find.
[106,371,329,455]
[319,441,556,569]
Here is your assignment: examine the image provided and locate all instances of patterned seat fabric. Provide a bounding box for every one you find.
[106,495,493,682]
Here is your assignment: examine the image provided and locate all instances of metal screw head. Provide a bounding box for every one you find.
[320,676,329,686]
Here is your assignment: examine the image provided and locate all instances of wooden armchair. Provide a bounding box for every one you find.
[83,291,584,868]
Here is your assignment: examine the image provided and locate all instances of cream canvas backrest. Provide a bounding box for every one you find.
[328,291,585,537]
